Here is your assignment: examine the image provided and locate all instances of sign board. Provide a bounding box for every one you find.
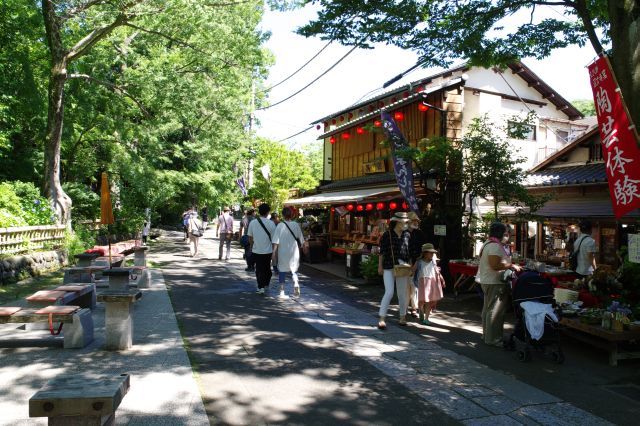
[363,159,386,174]
[588,56,640,218]
[629,234,640,263]
[434,225,447,236]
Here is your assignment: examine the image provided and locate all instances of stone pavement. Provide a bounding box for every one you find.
[157,229,613,425]
[0,269,207,425]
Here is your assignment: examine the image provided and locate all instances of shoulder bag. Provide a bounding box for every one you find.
[389,230,413,277]
[256,218,272,241]
[190,219,203,237]
[569,236,585,271]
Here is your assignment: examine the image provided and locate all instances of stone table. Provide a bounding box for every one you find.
[97,290,142,350]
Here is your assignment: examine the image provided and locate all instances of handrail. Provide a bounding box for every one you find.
[0,225,67,255]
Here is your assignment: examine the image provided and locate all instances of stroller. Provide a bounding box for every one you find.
[505,271,564,364]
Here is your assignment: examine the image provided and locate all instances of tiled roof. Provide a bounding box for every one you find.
[525,163,606,187]
[318,173,397,190]
[535,198,640,218]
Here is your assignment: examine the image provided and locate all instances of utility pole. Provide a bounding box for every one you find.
[247,77,255,189]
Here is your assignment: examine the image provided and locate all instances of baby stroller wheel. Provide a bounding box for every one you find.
[517,349,531,362]
[551,349,565,364]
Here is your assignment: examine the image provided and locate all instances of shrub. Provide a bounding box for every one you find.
[0,209,28,227]
[0,181,56,226]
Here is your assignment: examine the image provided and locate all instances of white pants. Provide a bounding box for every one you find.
[379,269,409,318]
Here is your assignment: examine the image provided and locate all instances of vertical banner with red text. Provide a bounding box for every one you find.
[588,56,640,218]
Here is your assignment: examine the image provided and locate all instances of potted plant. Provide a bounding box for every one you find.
[360,254,382,285]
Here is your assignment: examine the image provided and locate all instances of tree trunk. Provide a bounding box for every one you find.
[608,0,640,132]
[42,0,72,223]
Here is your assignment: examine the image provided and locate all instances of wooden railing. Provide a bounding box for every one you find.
[0,225,67,255]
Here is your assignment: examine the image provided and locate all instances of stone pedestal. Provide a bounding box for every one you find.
[102,268,130,291]
[74,253,100,268]
[63,308,94,349]
[29,373,130,425]
[133,246,148,267]
[97,291,141,351]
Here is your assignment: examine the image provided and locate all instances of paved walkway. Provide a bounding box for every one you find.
[157,230,612,425]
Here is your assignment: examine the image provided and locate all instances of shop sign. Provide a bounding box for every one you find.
[628,234,640,264]
[381,111,420,214]
[434,225,446,236]
[588,56,640,218]
[363,159,386,174]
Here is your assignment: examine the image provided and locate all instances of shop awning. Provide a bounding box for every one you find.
[534,198,640,218]
[284,186,399,206]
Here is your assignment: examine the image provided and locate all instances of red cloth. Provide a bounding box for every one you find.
[448,262,478,276]
[578,290,600,308]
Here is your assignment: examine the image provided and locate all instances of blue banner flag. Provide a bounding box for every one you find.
[236,177,248,196]
[381,112,420,214]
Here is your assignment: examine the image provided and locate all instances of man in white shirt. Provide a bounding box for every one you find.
[574,220,597,277]
[247,203,276,294]
[216,207,234,260]
[272,207,305,298]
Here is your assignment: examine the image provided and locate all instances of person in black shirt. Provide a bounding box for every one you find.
[377,212,413,329]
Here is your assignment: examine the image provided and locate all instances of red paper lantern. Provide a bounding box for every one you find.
[330,136,336,144]
[346,204,354,211]
[330,207,335,212]
[394,111,405,121]
[331,119,337,125]
[391,97,397,103]
[389,201,398,210]
[356,127,365,135]
[324,121,329,127]
[316,124,321,130]
[418,103,430,112]
[403,91,410,98]
[415,85,424,93]
[376,202,385,210]
[374,120,382,127]
[368,105,375,112]
[378,101,385,107]
[402,201,409,210]
[356,205,364,212]
[339,115,345,122]
[348,112,353,119]
[342,132,350,140]
[366,203,374,211]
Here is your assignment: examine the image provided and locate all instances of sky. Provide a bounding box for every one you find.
[254,4,597,149]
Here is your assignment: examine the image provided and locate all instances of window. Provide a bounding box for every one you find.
[556,130,569,144]
[507,121,536,140]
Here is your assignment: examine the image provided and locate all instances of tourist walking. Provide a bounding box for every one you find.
[182,208,192,241]
[201,207,209,230]
[407,211,425,318]
[476,222,521,347]
[377,212,413,329]
[187,212,203,257]
[142,221,150,245]
[272,207,304,298]
[247,204,276,294]
[573,220,597,277]
[414,243,445,325]
[216,207,234,260]
[239,209,256,271]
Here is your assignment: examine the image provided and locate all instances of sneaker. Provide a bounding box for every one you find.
[422,319,431,326]
[278,291,289,299]
[257,288,265,295]
[293,286,301,297]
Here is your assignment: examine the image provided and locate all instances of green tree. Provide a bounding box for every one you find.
[299,1,640,132]
[572,99,597,117]
[248,138,322,211]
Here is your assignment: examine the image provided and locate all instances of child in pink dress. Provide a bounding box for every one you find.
[414,243,445,325]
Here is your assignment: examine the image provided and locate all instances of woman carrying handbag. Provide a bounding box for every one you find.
[377,212,413,329]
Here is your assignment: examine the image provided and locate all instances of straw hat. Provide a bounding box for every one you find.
[407,212,420,221]
[389,212,410,222]
[421,243,438,253]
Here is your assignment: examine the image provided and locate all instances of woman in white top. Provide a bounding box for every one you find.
[476,222,520,347]
[187,212,203,257]
[272,207,305,298]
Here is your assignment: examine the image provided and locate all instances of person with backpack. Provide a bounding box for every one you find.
[476,222,521,347]
[272,207,305,298]
[187,211,203,257]
[571,220,597,277]
[247,203,276,294]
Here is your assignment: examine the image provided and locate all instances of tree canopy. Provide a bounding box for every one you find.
[299,1,640,129]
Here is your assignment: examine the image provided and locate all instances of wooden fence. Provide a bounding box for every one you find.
[0,225,67,255]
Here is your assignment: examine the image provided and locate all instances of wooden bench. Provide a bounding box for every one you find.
[0,305,93,349]
[97,289,142,350]
[560,317,640,366]
[30,373,130,425]
[26,284,96,310]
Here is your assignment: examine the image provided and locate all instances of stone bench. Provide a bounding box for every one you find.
[73,252,100,268]
[29,373,130,425]
[26,284,97,310]
[63,266,108,284]
[97,289,142,350]
[0,305,93,349]
[133,246,148,267]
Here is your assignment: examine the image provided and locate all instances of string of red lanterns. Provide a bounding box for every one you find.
[335,201,409,212]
